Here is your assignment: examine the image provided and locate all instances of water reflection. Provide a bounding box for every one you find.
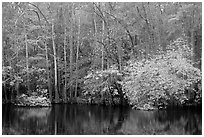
[2,104,202,135]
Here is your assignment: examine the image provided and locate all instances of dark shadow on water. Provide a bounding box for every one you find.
[2,104,202,135]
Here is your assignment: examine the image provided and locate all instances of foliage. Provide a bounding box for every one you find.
[3,65,48,97]
[28,67,47,91]
[2,2,202,105]
[16,94,51,107]
[83,65,123,98]
[122,38,202,109]
[2,66,23,86]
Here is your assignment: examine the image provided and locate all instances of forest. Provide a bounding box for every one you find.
[2,2,202,110]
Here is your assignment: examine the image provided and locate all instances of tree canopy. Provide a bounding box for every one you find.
[2,2,202,108]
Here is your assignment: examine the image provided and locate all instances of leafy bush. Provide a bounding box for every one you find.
[16,94,51,107]
[18,66,48,94]
[29,67,47,91]
[83,65,123,103]
[122,38,202,109]
[3,65,48,97]
[2,66,23,86]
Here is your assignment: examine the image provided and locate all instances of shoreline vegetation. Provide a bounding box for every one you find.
[2,2,202,111]
[3,94,201,111]
[3,39,202,110]
[3,38,202,110]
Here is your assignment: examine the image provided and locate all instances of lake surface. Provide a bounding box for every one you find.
[2,104,202,135]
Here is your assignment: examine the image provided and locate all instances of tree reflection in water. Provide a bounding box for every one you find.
[2,104,202,135]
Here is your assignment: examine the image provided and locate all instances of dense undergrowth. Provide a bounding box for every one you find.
[2,38,202,109]
[83,65,126,105]
[122,38,202,109]
[84,38,202,109]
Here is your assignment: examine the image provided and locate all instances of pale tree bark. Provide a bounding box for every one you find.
[191,29,195,63]
[106,3,112,69]
[24,25,30,94]
[15,26,20,97]
[101,3,105,71]
[117,43,122,71]
[191,5,195,64]
[93,2,109,70]
[2,60,8,102]
[63,22,67,102]
[99,2,105,104]
[52,19,59,103]
[69,3,74,98]
[93,3,98,67]
[75,7,81,98]
[146,3,155,47]
[59,5,68,103]
[137,3,152,57]
[155,3,163,48]
[93,3,97,37]
[45,38,52,102]
[56,8,62,101]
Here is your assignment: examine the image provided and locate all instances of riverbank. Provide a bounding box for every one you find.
[14,94,51,107]
[3,94,201,111]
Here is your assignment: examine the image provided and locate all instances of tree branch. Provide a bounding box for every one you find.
[92,2,107,26]
[28,2,50,25]
[104,11,134,47]
[15,9,42,28]
[136,6,149,25]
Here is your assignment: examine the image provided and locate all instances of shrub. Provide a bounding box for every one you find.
[122,38,202,109]
[2,65,48,98]
[83,65,123,104]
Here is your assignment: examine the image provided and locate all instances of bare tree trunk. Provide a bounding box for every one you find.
[4,83,8,102]
[75,8,81,98]
[3,60,8,102]
[106,3,111,69]
[93,3,97,38]
[63,26,67,103]
[15,27,20,97]
[52,20,59,103]
[117,43,122,71]
[191,6,195,64]
[69,35,73,99]
[45,39,52,102]
[191,29,195,63]
[93,3,98,67]
[137,3,152,57]
[15,82,19,98]
[24,28,30,94]
[69,3,74,98]
[146,3,155,47]
[101,3,105,71]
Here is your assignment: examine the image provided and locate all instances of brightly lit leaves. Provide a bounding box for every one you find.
[122,38,201,109]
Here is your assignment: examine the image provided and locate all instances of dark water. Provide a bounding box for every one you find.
[2,104,202,135]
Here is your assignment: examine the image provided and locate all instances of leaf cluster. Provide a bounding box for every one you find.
[83,65,122,97]
[122,38,201,108]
